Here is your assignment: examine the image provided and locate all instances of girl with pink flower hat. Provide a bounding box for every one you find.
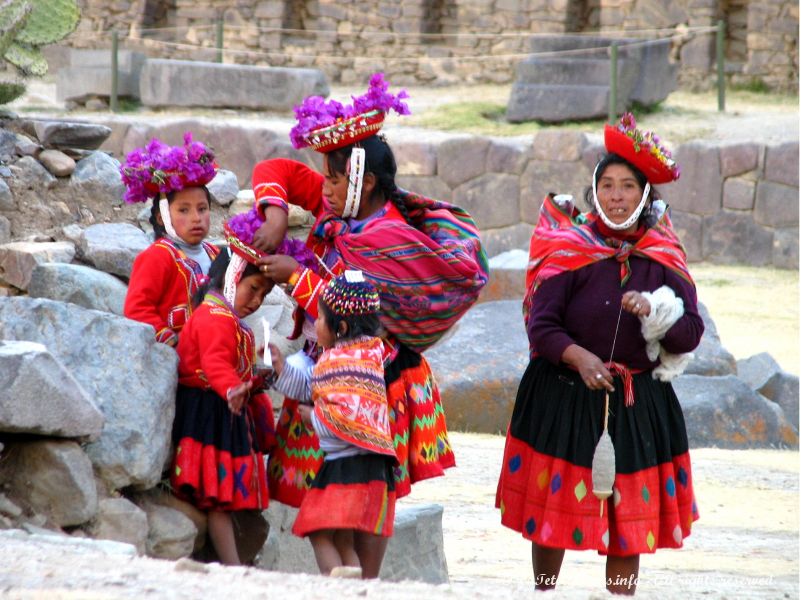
[121,133,219,347]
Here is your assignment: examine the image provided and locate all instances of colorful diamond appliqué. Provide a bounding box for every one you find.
[218,463,227,482]
[646,530,655,550]
[525,518,536,535]
[641,485,650,503]
[537,469,549,490]
[673,525,683,544]
[602,530,610,548]
[613,487,621,507]
[541,521,553,541]
[677,466,688,487]
[550,473,562,494]
[665,476,676,497]
[574,479,587,502]
[508,454,522,473]
[572,527,583,545]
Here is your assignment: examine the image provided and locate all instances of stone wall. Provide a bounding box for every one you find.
[80,119,796,269]
[600,0,799,92]
[68,0,798,92]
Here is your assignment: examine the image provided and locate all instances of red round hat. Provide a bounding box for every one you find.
[223,221,264,265]
[603,114,680,184]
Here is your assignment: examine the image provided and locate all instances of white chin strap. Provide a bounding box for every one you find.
[158,195,179,239]
[591,162,651,231]
[343,147,366,219]
[223,251,246,306]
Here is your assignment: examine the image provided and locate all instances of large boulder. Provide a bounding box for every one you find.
[70,151,126,207]
[737,353,783,391]
[426,300,529,434]
[0,298,178,490]
[0,340,103,440]
[758,372,800,432]
[0,241,75,290]
[32,120,112,150]
[259,502,448,583]
[137,500,197,560]
[77,223,150,278]
[0,440,98,527]
[87,497,148,555]
[685,303,737,376]
[140,60,329,110]
[28,262,128,315]
[673,374,798,448]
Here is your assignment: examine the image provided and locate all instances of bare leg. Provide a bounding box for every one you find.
[207,511,240,566]
[532,543,564,590]
[353,531,389,579]
[309,529,342,575]
[606,554,640,595]
[333,530,360,567]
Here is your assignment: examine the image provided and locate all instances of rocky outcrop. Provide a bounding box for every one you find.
[0,297,178,490]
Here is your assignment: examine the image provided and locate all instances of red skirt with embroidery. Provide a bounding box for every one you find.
[496,357,698,556]
[171,385,269,512]
[267,345,454,506]
[292,454,396,537]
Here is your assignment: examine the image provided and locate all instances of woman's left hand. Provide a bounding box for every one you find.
[256,255,299,284]
[621,290,651,317]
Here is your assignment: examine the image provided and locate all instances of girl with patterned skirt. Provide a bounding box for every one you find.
[121,134,220,347]
[172,239,275,566]
[496,114,704,595]
[251,74,489,522]
[290,272,397,578]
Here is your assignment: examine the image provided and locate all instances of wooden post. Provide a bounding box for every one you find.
[717,19,726,112]
[110,30,119,113]
[608,42,618,124]
[216,19,224,63]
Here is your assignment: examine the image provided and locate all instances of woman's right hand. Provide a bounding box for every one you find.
[561,344,615,392]
[251,206,289,252]
[269,343,284,375]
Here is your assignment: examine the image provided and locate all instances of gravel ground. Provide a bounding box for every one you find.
[1,432,797,600]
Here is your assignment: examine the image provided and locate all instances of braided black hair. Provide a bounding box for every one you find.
[325,135,411,223]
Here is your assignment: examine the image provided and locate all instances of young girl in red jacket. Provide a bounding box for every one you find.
[170,228,275,565]
[121,134,220,346]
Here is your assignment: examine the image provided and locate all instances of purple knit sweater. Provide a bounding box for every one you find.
[527,254,705,371]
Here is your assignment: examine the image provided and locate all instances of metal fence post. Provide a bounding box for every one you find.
[110,30,119,113]
[216,19,224,63]
[717,19,725,112]
[608,41,618,124]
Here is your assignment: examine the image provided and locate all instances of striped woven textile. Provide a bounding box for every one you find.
[312,189,489,353]
[312,336,395,457]
[523,195,692,326]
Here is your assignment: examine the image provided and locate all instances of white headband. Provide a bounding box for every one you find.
[223,249,246,306]
[591,162,651,231]
[343,147,366,219]
[158,195,179,239]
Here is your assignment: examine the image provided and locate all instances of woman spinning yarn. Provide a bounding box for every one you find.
[496,114,704,595]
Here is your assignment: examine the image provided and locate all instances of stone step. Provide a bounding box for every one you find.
[506,83,627,123]
[515,57,632,86]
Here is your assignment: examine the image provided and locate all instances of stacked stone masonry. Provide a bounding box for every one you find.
[69,0,798,92]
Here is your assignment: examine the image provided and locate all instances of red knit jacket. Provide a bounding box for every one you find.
[124,238,218,345]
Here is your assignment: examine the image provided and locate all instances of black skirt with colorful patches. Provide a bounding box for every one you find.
[496,357,698,556]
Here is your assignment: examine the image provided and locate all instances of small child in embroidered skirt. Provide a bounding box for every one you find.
[171,245,275,565]
[292,271,397,578]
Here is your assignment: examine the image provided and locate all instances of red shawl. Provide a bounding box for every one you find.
[523,195,693,324]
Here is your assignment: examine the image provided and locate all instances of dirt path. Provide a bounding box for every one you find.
[0,432,797,599]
